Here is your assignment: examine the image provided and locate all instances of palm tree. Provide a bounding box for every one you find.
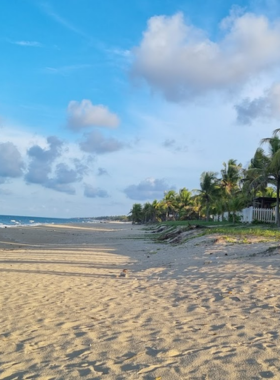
[142,202,153,223]
[176,187,193,220]
[220,159,242,220]
[151,199,164,222]
[163,190,178,220]
[258,187,277,198]
[259,131,280,226]
[243,148,270,200]
[129,203,143,224]
[192,194,203,220]
[157,199,168,221]
[196,172,219,221]
[227,190,247,223]
[211,197,227,222]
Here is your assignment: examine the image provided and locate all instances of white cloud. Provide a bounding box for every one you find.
[124,178,174,200]
[25,136,63,185]
[0,142,24,178]
[84,184,109,198]
[235,82,280,124]
[16,41,41,47]
[8,39,42,47]
[24,137,91,194]
[67,100,120,131]
[39,2,90,40]
[44,64,91,75]
[131,12,280,101]
[110,48,131,59]
[163,138,188,152]
[80,130,125,154]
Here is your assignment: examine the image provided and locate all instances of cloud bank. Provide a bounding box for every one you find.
[25,136,63,185]
[124,178,173,200]
[235,83,280,124]
[0,142,24,179]
[84,184,109,198]
[25,136,88,194]
[131,12,280,101]
[80,130,124,154]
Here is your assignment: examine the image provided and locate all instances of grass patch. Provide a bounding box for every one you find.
[161,220,234,227]
[202,227,280,239]
[146,221,280,246]
[160,221,280,238]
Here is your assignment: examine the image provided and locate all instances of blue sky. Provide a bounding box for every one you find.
[1,0,280,217]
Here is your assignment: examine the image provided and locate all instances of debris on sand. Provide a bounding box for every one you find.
[154,224,207,244]
[118,269,129,278]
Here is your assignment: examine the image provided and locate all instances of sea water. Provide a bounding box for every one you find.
[0,214,98,228]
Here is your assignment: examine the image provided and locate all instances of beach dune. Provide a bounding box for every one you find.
[1,223,280,379]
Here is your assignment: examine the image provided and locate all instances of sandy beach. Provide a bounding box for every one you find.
[1,223,280,379]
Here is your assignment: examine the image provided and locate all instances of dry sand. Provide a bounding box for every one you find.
[1,223,280,379]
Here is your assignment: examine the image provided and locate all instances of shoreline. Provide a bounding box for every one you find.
[0,221,132,233]
[0,212,131,229]
[1,223,280,379]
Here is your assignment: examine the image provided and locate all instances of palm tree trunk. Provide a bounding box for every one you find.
[206,200,210,222]
[277,177,280,227]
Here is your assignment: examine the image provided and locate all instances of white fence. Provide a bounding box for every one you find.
[252,207,275,223]
[214,206,276,223]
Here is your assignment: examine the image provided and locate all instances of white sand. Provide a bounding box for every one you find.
[1,223,280,379]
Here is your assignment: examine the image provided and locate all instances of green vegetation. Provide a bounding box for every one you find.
[161,220,233,227]
[161,219,280,236]
[129,129,280,226]
[201,227,280,239]
[93,215,129,222]
[145,220,280,247]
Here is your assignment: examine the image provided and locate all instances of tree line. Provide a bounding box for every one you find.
[129,129,280,226]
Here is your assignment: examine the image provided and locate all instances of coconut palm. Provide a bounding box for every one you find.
[243,148,270,200]
[221,159,242,193]
[163,190,178,220]
[129,203,143,224]
[151,199,164,222]
[220,159,242,220]
[191,195,203,220]
[195,172,220,221]
[176,187,194,220]
[142,202,153,223]
[257,187,277,198]
[227,190,247,223]
[211,197,227,222]
[259,131,280,226]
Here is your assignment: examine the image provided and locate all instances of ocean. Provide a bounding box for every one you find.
[0,214,98,228]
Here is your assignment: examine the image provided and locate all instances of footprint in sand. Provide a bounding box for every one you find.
[159,349,181,357]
